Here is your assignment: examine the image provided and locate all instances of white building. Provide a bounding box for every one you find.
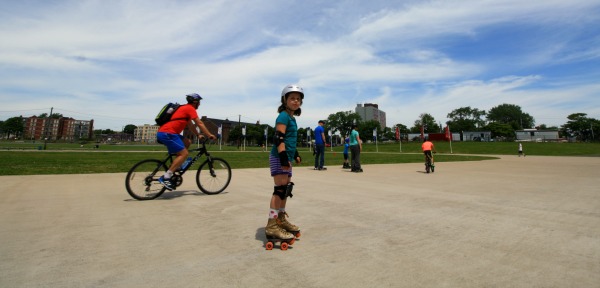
[516,129,560,142]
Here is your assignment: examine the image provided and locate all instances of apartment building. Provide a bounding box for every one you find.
[23,116,94,140]
[355,103,387,128]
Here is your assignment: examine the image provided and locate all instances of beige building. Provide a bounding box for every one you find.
[134,124,160,143]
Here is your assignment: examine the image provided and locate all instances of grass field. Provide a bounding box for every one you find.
[0,141,598,175]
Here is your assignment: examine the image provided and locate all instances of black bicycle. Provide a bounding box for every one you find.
[425,152,435,174]
[125,139,231,200]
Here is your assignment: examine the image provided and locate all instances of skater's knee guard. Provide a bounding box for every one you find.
[286,182,294,198]
[273,182,295,200]
[273,185,287,200]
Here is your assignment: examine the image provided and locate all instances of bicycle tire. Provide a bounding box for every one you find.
[125,159,168,200]
[196,157,231,195]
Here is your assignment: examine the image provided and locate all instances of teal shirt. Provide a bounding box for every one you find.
[349,129,359,146]
[270,111,297,161]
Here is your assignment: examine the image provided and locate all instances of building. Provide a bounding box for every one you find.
[516,129,560,142]
[134,116,258,145]
[134,124,160,143]
[23,116,94,141]
[355,103,386,128]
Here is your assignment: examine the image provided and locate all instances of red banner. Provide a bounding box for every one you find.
[444,125,451,141]
[395,127,400,140]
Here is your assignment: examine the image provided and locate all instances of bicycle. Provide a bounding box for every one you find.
[125,139,232,200]
[425,152,435,174]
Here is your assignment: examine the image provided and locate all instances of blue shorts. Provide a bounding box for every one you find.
[157,132,185,154]
[269,155,292,177]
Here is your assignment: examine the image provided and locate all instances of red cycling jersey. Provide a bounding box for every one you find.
[158,104,198,134]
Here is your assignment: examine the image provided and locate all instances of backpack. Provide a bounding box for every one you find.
[155,103,184,126]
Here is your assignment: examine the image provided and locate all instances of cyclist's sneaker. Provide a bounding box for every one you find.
[158,176,174,190]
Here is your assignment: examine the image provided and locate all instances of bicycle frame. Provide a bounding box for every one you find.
[163,140,213,175]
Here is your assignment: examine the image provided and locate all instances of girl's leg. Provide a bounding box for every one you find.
[274,175,300,235]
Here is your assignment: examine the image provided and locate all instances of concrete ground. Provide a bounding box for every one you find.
[1,155,599,288]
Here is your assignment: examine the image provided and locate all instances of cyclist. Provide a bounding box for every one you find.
[421,136,436,169]
[156,93,216,190]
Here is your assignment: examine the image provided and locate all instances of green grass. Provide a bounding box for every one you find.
[0,141,597,175]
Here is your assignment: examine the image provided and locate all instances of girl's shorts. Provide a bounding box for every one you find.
[269,154,292,177]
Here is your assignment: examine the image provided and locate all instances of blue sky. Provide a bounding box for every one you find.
[1,0,599,131]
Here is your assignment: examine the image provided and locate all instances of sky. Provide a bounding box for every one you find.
[1,0,599,131]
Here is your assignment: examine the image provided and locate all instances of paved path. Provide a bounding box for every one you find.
[1,155,599,287]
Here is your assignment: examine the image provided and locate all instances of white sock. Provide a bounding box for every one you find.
[269,209,279,219]
[163,170,174,179]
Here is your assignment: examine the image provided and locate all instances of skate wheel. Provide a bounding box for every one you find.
[266,242,274,250]
[289,238,295,245]
[295,232,301,238]
[281,242,289,250]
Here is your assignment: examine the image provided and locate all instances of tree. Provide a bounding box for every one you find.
[123,124,137,134]
[326,111,362,138]
[446,106,486,132]
[410,113,439,133]
[359,120,381,142]
[561,113,599,142]
[2,116,24,139]
[485,122,514,139]
[37,113,63,119]
[393,123,409,141]
[487,104,534,130]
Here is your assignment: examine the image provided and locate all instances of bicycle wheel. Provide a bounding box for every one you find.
[196,157,231,195]
[125,159,168,200]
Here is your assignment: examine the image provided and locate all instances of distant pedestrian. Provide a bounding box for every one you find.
[342,138,350,169]
[350,124,363,172]
[518,143,525,157]
[314,120,327,170]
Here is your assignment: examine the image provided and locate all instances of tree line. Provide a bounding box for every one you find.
[2,104,598,142]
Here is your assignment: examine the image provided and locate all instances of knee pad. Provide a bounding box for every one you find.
[273,185,287,200]
[286,182,294,198]
[273,182,295,200]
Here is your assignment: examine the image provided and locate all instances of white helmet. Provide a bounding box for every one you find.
[281,84,304,99]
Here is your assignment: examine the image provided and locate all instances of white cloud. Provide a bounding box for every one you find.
[0,0,599,131]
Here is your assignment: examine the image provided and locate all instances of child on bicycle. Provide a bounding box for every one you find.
[421,136,436,167]
[156,93,216,190]
[266,84,304,241]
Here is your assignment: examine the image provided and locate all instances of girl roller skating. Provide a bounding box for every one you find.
[264,84,304,250]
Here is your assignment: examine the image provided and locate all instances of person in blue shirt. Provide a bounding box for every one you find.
[342,137,350,169]
[313,120,327,170]
[266,84,304,241]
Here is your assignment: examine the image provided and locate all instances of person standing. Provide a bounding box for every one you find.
[313,120,327,170]
[156,93,216,190]
[265,84,304,242]
[518,143,525,157]
[349,124,363,172]
[342,137,350,169]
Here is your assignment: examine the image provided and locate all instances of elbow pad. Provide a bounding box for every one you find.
[273,131,286,146]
